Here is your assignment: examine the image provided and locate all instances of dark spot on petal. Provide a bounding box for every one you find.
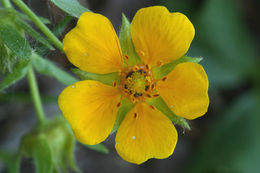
[134,113,137,118]
[145,85,149,91]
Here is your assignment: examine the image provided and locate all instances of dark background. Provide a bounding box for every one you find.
[1,0,260,172]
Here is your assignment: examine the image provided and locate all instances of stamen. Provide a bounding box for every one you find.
[145,85,149,91]
[157,61,162,67]
[112,81,117,87]
[162,77,167,81]
[153,94,160,97]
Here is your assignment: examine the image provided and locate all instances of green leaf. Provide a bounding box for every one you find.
[14,17,54,50]
[146,97,190,130]
[185,92,260,173]
[111,98,134,133]
[0,41,17,74]
[32,53,78,85]
[0,23,32,60]
[71,68,119,86]
[84,144,109,154]
[190,0,257,89]
[33,136,53,173]
[0,60,30,92]
[0,150,22,173]
[50,0,91,18]
[119,13,141,66]
[152,56,202,79]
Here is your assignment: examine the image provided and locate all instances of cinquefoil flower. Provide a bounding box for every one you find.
[58,6,209,164]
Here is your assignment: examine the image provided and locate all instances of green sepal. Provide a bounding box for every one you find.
[111,98,134,133]
[32,53,78,85]
[33,136,53,173]
[152,56,203,79]
[71,68,120,86]
[84,144,109,154]
[119,13,141,66]
[0,60,30,92]
[146,97,191,130]
[50,0,91,18]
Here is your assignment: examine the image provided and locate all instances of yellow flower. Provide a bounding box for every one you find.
[58,6,209,164]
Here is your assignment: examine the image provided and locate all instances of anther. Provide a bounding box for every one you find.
[151,84,155,89]
[157,61,162,66]
[162,77,167,81]
[145,85,149,91]
[145,64,151,70]
[153,94,160,97]
[112,81,117,87]
[146,94,152,98]
[124,84,128,89]
[133,65,139,71]
[126,71,134,78]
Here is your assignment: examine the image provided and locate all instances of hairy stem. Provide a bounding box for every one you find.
[12,0,64,51]
[27,65,46,125]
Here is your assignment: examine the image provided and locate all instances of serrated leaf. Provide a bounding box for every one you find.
[146,97,190,130]
[111,98,134,133]
[33,136,53,173]
[14,17,54,50]
[0,23,32,60]
[0,60,30,92]
[32,53,77,85]
[50,0,91,18]
[119,13,141,66]
[71,68,119,86]
[152,56,202,79]
[84,144,109,154]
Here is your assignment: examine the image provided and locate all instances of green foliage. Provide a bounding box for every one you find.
[72,68,120,86]
[146,97,190,130]
[185,92,260,173]
[21,117,80,173]
[32,53,78,85]
[152,56,202,79]
[0,150,22,173]
[84,144,109,154]
[0,22,32,60]
[14,17,54,50]
[50,0,91,18]
[0,60,30,92]
[33,136,53,173]
[119,13,141,66]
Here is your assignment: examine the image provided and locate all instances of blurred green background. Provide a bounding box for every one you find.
[0,0,260,172]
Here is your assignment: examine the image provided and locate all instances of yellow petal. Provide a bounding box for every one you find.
[157,62,209,120]
[131,6,195,66]
[63,12,123,74]
[115,102,177,164]
[58,80,121,145]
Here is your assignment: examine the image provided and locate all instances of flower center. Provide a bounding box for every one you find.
[120,65,158,103]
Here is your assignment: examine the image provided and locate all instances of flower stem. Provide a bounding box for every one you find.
[27,65,45,125]
[12,0,64,51]
[1,0,12,8]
